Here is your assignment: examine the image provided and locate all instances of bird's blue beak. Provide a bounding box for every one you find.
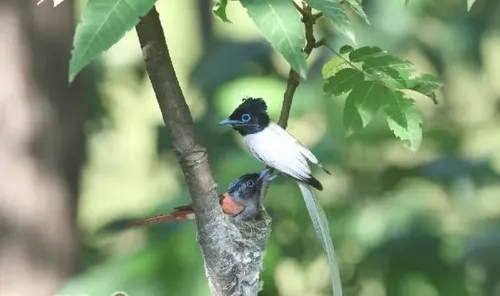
[257,168,271,182]
[218,118,241,126]
[219,118,238,125]
[257,168,279,183]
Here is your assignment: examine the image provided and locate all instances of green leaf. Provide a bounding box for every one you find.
[467,0,476,11]
[304,0,356,43]
[339,45,354,54]
[324,68,364,96]
[213,0,231,23]
[405,0,410,7]
[361,56,408,88]
[321,47,353,79]
[407,74,442,104]
[322,45,441,151]
[321,56,346,78]
[69,0,158,82]
[348,46,384,62]
[384,95,423,152]
[343,81,387,132]
[346,0,370,24]
[349,46,412,88]
[240,0,308,79]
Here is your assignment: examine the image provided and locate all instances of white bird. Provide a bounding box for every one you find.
[219,97,342,296]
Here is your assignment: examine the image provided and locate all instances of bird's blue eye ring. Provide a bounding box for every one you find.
[246,180,255,187]
[241,113,251,123]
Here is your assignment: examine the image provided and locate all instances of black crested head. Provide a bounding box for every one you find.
[227,172,262,204]
[220,97,270,135]
[234,97,267,114]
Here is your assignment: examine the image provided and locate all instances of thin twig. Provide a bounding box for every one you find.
[278,1,323,128]
[278,70,300,128]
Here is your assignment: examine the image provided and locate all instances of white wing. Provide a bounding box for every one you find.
[244,123,312,182]
[265,123,330,174]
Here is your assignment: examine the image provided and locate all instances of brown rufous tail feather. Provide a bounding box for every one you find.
[127,205,194,227]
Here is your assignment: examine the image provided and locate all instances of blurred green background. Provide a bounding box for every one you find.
[45,0,500,295]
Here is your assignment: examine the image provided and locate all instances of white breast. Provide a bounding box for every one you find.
[243,123,312,181]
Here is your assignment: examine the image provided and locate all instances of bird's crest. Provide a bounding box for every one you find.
[236,97,267,114]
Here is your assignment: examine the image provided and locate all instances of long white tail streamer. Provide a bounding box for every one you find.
[298,182,342,296]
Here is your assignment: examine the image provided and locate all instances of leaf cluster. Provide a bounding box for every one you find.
[322,46,441,151]
[51,0,477,150]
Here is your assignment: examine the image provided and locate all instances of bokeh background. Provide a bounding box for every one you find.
[2,0,500,295]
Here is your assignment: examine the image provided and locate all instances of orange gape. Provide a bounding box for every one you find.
[219,192,245,216]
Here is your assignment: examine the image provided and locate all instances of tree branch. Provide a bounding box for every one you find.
[278,2,323,128]
[136,7,271,296]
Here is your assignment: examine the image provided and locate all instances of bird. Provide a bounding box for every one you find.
[127,171,270,227]
[218,97,342,296]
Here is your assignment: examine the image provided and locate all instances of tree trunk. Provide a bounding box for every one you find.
[0,1,89,295]
[136,8,272,296]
